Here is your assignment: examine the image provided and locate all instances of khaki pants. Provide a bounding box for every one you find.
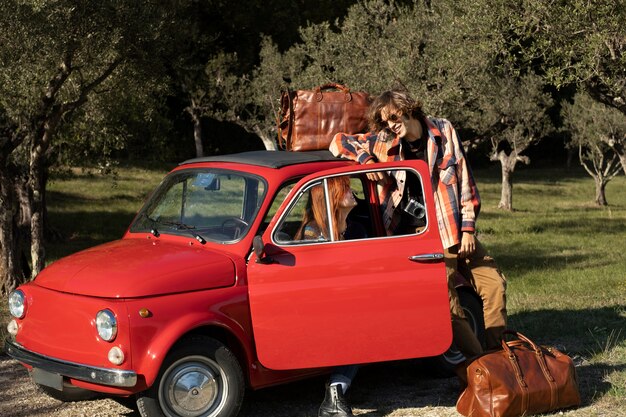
[444,239,507,358]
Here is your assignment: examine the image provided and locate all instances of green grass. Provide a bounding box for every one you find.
[474,165,626,409]
[45,164,172,260]
[2,163,625,411]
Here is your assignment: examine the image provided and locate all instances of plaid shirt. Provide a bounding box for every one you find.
[329,117,480,249]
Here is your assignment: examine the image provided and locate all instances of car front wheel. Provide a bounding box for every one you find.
[137,336,244,417]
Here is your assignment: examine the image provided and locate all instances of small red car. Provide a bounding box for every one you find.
[6,150,484,417]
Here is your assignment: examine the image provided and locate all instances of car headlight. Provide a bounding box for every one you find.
[8,290,26,319]
[96,309,118,342]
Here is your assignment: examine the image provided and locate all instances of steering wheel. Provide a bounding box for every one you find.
[221,217,249,239]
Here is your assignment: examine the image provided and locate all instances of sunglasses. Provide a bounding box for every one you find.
[382,112,403,123]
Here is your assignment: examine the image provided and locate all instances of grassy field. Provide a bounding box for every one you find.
[1,163,625,414]
[474,166,626,410]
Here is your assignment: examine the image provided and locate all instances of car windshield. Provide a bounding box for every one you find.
[130,169,266,243]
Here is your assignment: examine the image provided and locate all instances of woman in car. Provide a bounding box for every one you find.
[296,175,363,417]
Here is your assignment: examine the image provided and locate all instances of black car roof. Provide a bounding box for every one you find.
[179,150,343,169]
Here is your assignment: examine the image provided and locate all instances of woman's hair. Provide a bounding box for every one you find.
[295,176,352,241]
[368,89,425,133]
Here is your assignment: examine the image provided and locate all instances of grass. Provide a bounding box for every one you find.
[44,164,172,259]
[474,165,626,410]
[1,163,625,413]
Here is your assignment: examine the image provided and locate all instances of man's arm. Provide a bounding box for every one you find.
[442,121,481,257]
[330,131,388,181]
[329,131,378,164]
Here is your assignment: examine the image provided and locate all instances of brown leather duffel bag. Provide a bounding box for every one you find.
[456,330,581,417]
[278,83,371,151]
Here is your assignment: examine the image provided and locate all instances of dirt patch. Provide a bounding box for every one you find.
[1,354,622,416]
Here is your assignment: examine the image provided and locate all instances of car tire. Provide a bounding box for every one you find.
[427,290,486,377]
[136,336,245,417]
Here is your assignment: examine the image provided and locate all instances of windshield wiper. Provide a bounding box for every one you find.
[143,213,160,237]
[158,219,207,245]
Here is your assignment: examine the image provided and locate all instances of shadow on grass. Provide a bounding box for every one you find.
[576,362,626,407]
[240,306,624,416]
[488,243,597,273]
[46,210,139,260]
[239,360,461,417]
[507,306,626,354]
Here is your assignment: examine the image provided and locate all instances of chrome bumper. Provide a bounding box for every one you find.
[4,338,137,388]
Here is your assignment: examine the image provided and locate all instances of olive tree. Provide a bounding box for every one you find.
[240,0,462,149]
[0,1,173,294]
[475,74,555,210]
[520,0,626,115]
[562,92,626,205]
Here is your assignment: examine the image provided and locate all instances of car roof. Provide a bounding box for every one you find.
[179,150,343,169]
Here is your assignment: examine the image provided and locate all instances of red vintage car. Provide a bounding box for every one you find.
[5,150,484,417]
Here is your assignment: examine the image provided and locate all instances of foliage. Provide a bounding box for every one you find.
[0,0,178,293]
[509,0,626,115]
[561,92,626,205]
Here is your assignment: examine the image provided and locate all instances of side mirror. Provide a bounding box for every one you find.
[253,235,274,264]
[253,235,264,259]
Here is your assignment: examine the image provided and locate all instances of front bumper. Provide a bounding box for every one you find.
[5,338,137,388]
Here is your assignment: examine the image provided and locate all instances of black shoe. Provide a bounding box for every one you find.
[318,384,353,417]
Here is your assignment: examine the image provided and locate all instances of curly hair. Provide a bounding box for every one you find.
[368,90,425,133]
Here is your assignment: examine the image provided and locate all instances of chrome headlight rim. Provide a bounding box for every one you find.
[96,309,118,342]
[8,290,26,319]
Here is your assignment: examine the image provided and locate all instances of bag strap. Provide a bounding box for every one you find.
[314,83,353,102]
[502,340,530,412]
[502,330,558,409]
[316,82,350,93]
[277,88,295,150]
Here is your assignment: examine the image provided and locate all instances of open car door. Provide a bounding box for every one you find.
[247,160,452,370]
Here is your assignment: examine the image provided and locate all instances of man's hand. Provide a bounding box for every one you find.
[458,232,476,258]
[365,159,386,182]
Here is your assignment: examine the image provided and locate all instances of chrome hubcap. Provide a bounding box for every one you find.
[161,356,227,417]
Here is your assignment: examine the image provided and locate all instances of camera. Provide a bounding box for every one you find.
[402,197,425,220]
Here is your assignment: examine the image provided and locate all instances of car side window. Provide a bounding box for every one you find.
[257,179,299,236]
[274,174,374,245]
[379,169,428,237]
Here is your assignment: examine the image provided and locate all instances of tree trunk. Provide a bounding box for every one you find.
[0,165,30,295]
[602,137,626,174]
[612,142,626,174]
[253,126,277,151]
[490,139,530,211]
[192,112,204,158]
[498,161,513,210]
[0,169,18,294]
[594,177,608,206]
[492,149,523,211]
[29,147,47,279]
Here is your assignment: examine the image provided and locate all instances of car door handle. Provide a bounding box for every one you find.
[409,253,444,262]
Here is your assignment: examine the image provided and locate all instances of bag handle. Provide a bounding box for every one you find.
[314,83,353,102]
[502,330,557,384]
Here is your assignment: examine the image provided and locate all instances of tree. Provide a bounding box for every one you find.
[562,92,626,205]
[259,0,556,211]
[0,1,174,294]
[524,0,626,116]
[241,0,450,149]
[167,0,359,154]
[476,74,555,210]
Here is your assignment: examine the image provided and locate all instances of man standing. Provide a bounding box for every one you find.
[330,89,507,374]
